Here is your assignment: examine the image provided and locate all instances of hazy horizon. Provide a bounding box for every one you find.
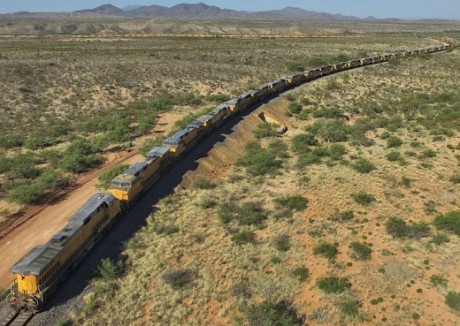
[0,1,459,20]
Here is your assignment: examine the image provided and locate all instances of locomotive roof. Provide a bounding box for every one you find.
[146,146,169,159]
[10,244,61,276]
[187,120,203,130]
[197,114,213,123]
[163,129,190,146]
[11,193,116,276]
[123,161,149,177]
[211,103,229,114]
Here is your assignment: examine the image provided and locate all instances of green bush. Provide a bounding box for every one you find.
[433,211,460,235]
[97,164,129,189]
[317,276,351,294]
[274,195,308,211]
[450,174,460,184]
[430,275,448,287]
[286,61,305,72]
[420,149,437,158]
[9,172,60,204]
[430,233,450,245]
[97,258,121,280]
[291,133,318,154]
[329,144,347,160]
[350,242,372,260]
[330,210,354,222]
[255,122,278,138]
[242,300,305,326]
[205,93,230,103]
[352,158,376,173]
[352,192,375,206]
[291,266,309,282]
[309,120,350,142]
[314,243,338,261]
[193,177,215,189]
[386,151,404,162]
[339,299,361,317]
[162,268,195,290]
[387,136,403,148]
[288,102,303,114]
[232,230,256,245]
[237,141,282,176]
[268,139,289,158]
[218,203,233,224]
[273,234,291,252]
[446,291,460,311]
[238,202,268,226]
[386,217,431,239]
[313,107,344,119]
[60,138,103,173]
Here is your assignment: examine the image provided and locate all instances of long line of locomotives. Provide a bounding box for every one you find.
[8,44,454,311]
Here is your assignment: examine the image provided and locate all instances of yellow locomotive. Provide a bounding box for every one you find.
[9,194,120,310]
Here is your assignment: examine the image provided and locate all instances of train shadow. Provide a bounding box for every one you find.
[39,93,277,314]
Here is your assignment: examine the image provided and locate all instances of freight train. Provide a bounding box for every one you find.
[7,43,454,311]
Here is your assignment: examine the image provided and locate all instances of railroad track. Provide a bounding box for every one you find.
[0,310,33,326]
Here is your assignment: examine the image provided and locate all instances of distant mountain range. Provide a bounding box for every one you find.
[4,2,362,21]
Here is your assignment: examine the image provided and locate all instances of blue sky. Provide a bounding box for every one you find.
[0,1,459,20]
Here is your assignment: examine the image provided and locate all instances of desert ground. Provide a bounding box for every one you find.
[0,21,459,326]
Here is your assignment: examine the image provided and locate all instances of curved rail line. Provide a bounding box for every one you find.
[5,42,457,316]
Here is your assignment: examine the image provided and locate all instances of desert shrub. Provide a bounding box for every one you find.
[329,144,347,160]
[97,164,129,189]
[352,192,375,206]
[232,279,252,298]
[0,134,23,149]
[308,120,350,142]
[330,210,354,222]
[97,258,120,280]
[217,203,233,224]
[433,211,460,235]
[0,154,10,174]
[291,266,309,282]
[446,292,460,311]
[162,268,195,290]
[242,300,305,326]
[286,61,304,72]
[420,149,437,158]
[314,243,338,261]
[430,275,448,287]
[152,221,179,235]
[193,177,215,189]
[430,233,450,245]
[317,276,351,294]
[8,172,60,204]
[387,136,403,148]
[339,299,361,318]
[232,230,256,245]
[291,133,318,154]
[350,242,372,260]
[238,202,268,226]
[273,234,291,252]
[400,177,412,188]
[8,154,40,180]
[268,139,289,158]
[288,101,303,114]
[313,106,344,119]
[450,173,460,184]
[274,195,308,211]
[255,122,278,138]
[237,141,282,176]
[60,138,103,173]
[352,158,376,173]
[386,217,431,239]
[386,151,404,162]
